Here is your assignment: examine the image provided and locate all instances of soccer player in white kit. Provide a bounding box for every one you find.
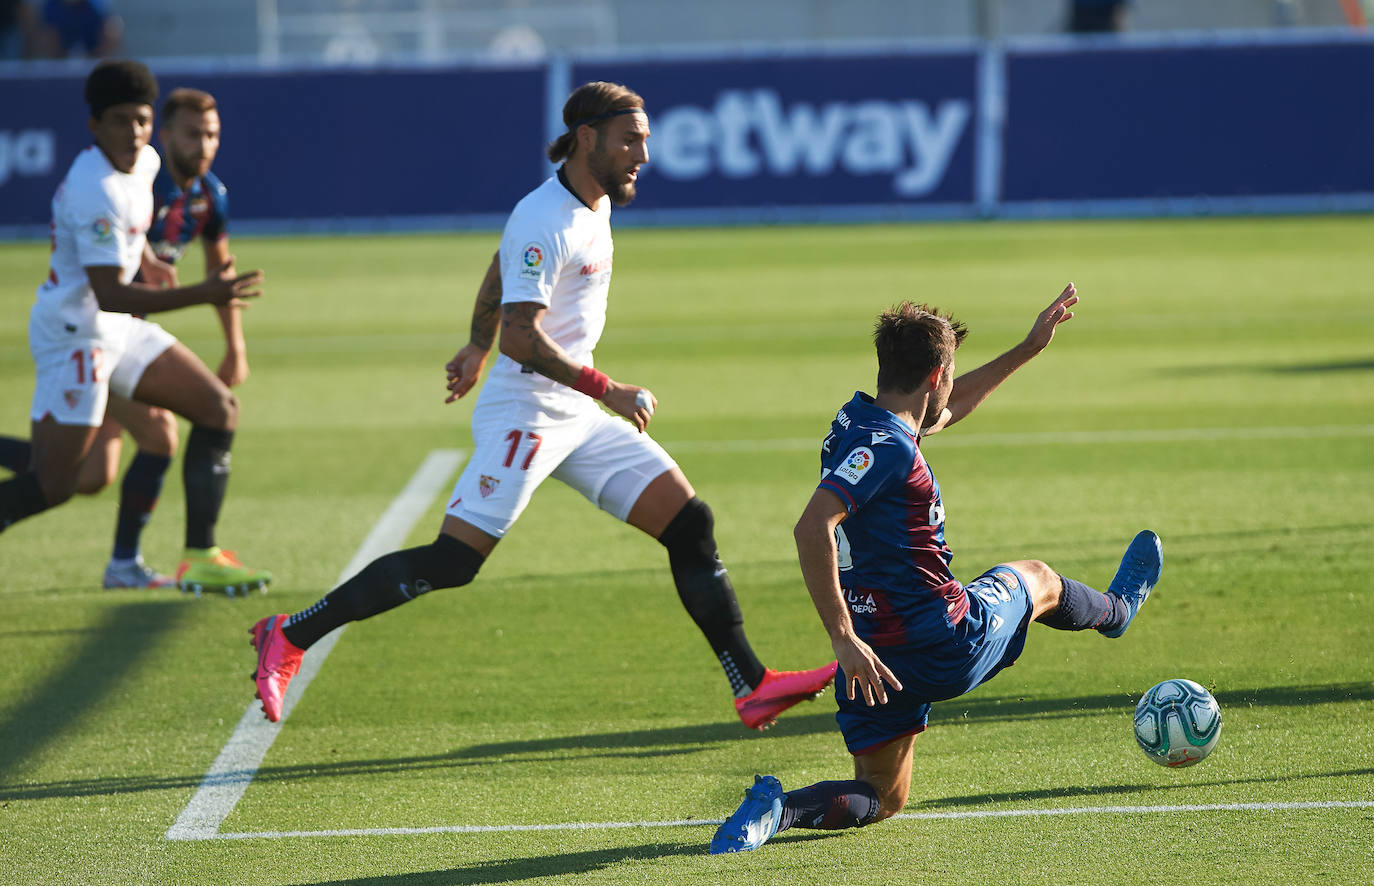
[0,61,271,595]
[250,81,837,730]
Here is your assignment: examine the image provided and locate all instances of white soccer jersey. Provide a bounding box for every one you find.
[482,173,615,415]
[33,144,159,340]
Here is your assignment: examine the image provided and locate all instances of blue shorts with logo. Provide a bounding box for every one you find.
[835,565,1033,756]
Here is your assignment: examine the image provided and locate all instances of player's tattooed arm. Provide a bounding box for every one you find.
[468,252,502,351]
[444,252,502,402]
[499,300,583,387]
[497,299,655,432]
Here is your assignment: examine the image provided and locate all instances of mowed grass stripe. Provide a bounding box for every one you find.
[166,449,466,842]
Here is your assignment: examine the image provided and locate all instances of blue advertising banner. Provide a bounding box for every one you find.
[0,64,547,230]
[1001,41,1374,202]
[568,52,980,212]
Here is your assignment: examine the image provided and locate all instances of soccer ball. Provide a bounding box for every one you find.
[1133,678,1222,767]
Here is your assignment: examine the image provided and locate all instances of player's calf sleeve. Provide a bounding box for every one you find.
[282,534,484,650]
[1038,574,1129,632]
[0,472,50,532]
[183,425,234,550]
[113,451,171,560]
[779,780,881,832]
[658,497,766,695]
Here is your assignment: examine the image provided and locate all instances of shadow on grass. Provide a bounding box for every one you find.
[0,601,187,781]
[916,766,1374,810]
[286,841,704,885]
[3,682,1368,803]
[1160,358,1374,376]
[928,681,1374,726]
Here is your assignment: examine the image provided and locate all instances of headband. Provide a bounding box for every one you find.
[567,107,645,131]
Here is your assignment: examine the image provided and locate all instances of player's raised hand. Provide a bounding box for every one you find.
[602,381,655,432]
[832,632,902,706]
[444,343,490,403]
[206,257,264,306]
[1023,282,1078,352]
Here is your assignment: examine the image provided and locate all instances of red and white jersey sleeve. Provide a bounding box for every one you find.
[33,144,159,338]
[483,175,615,415]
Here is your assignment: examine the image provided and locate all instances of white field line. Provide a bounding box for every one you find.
[663,424,1374,454]
[165,449,467,843]
[200,800,1374,841]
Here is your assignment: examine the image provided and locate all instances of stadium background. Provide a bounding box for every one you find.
[2,0,1372,235]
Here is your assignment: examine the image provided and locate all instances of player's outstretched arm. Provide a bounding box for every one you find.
[86,260,263,315]
[924,283,1077,435]
[445,252,502,403]
[499,300,655,432]
[794,489,902,706]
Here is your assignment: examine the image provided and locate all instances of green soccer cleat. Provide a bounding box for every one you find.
[177,547,272,597]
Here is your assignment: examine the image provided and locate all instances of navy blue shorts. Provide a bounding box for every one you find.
[835,565,1033,756]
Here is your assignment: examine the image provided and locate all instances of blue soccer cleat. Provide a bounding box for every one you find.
[709,774,784,854]
[1099,530,1163,638]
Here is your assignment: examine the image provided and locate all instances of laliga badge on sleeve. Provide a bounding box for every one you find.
[520,242,545,280]
[835,446,874,484]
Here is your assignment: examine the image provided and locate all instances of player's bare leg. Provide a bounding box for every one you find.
[628,467,837,729]
[74,414,125,495]
[852,734,916,820]
[132,342,270,594]
[0,417,100,531]
[99,396,178,588]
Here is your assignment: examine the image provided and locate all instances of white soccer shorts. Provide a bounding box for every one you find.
[446,394,678,537]
[28,312,176,427]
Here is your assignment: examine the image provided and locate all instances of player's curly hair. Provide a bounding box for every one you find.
[873,302,968,394]
[546,81,645,164]
[85,59,158,120]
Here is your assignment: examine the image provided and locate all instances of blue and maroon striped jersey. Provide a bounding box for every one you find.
[147,167,228,264]
[816,391,968,647]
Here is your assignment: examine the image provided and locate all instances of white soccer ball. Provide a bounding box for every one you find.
[1133,678,1222,768]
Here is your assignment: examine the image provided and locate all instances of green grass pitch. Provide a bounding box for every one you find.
[0,215,1371,885]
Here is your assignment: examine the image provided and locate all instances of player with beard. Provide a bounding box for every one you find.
[249,81,837,729]
[0,87,269,593]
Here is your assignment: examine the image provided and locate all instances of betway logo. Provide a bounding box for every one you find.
[652,90,971,197]
[0,130,56,187]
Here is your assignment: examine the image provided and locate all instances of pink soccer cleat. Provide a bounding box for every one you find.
[735,662,838,730]
[250,614,304,723]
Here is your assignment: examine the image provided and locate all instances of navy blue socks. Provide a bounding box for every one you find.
[112,451,171,560]
[1039,574,1129,632]
[779,780,881,832]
